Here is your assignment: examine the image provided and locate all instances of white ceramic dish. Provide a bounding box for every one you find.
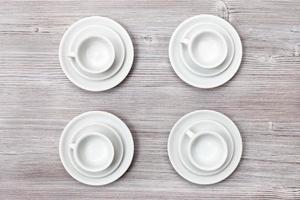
[59,16,134,91]
[168,110,242,185]
[169,15,242,88]
[59,111,134,186]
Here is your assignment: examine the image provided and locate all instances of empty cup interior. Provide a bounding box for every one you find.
[189,30,227,69]
[75,132,114,172]
[188,132,228,171]
[77,36,115,73]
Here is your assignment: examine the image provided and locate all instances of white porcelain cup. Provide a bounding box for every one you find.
[181,29,228,69]
[185,129,228,171]
[68,35,115,74]
[69,132,114,172]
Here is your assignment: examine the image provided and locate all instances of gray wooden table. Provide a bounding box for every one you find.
[0,0,299,199]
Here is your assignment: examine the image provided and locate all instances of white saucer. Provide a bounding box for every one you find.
[59,16,134,91]
[169,15,242,88]
[59,111,134,185]
[168,110,242,185]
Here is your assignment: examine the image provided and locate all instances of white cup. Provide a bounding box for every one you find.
[181,29,228,69]
[69,132,114,172]
[185,129,228,171]
[68,35,115,74]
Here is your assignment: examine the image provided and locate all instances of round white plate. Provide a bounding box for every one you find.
[59,16,134,91]
[169,15,242,88]
[168,110,242,185]
[59,111,134,186]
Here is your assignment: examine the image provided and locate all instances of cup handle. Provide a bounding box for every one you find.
[69,143,76,150]
[181,38,190,46]
[185,129,195,138]
[68,52,76,60]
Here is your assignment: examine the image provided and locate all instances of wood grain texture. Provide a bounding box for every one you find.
[0,0,299,199]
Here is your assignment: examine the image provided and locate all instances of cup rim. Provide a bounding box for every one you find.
[70,132,115,172]
[71,35,116,74]
[187,130,228,171]
[187,28,228,69]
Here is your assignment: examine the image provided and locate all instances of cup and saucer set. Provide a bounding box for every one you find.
[58,15,243,186]
[169,14,242,89]
[59,16,134,92]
